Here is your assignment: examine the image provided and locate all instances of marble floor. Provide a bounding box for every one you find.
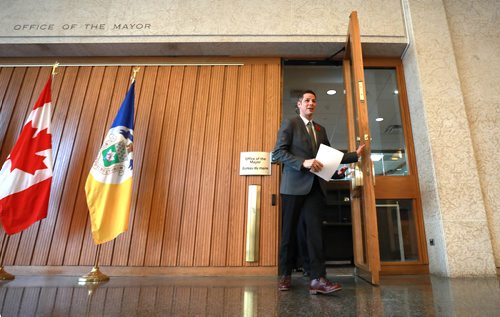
[0,268,499,316]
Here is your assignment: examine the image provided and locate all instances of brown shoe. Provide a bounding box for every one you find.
[309,278,342,295]
[278,275,292,291]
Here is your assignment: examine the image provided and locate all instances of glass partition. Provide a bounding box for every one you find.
[376,199,419,262]
[282,64,348,151]
[364,68,407,176]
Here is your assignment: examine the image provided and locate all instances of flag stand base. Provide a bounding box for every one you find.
[78,266,109,284]
[82,281,104,296]
[0,267,15,280]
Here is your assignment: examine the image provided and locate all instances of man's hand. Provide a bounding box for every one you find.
[356,143,366,157]
[338,166,349,175]
[303,159,323,172]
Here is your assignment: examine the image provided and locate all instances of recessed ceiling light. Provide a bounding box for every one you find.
[376,117,384,122]
[371,153,384,161]
[394,90,399,95]
[326,89,337,95]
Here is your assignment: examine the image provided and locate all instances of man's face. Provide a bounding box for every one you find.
[297,93,316,119]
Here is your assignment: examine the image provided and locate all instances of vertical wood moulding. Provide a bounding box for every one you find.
[128,66,160,266]
[178,66,208,266]
[0,67,15,114]
[46,66,93,266]
[143,66,172,267]
[194,65,225,266]
[0,67,28,159]
[210,66,239,266]
[63,66,106,266]
[159,66,185,266]
[227,65,252,266]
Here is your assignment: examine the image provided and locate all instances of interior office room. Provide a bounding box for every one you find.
[0,0,498,316]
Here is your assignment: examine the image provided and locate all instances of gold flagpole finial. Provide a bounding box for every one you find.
[52,62,60,76]
[131,66,140,82]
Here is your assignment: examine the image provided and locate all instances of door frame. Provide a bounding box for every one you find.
[363,58,430,275]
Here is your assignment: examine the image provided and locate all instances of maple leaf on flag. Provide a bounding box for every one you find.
[9,125,51,175]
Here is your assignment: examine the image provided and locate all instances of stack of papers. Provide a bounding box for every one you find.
[311,144,344,181]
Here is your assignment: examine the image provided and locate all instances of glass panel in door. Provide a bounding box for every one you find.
[364,68,408,176]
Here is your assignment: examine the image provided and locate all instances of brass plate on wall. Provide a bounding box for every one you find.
[245,185,261,262]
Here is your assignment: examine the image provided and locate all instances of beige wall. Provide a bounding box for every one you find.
[443,0,500,270]
[403,0,497,276]
[0,0,407,57]
[1,0,406,39]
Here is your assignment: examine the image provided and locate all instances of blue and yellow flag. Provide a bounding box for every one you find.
[85,82,135,244]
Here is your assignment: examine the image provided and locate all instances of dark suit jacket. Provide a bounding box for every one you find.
[272,116,358,195]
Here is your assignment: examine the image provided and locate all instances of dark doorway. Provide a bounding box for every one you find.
[282,61,354,270]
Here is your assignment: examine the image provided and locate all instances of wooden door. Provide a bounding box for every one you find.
[343,12,381,285]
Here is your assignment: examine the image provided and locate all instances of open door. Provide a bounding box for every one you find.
[343,11,380,285]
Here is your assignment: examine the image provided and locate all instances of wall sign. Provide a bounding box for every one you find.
[240,152,271,176]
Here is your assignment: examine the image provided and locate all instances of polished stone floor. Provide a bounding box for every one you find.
[0,268,499,316]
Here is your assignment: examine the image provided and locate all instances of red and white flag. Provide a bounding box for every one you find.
[0,76,53,235]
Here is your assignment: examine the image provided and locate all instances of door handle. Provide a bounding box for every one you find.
[371,160,376,186]
[351,162,363,189]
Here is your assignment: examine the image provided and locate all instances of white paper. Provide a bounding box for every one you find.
[311,144,344,181]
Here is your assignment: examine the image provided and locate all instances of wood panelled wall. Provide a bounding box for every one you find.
[0,58,281,274]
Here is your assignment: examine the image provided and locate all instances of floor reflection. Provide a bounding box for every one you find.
[0,273,498,316]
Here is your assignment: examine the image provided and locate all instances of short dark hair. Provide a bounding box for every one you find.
[298,90,316,101]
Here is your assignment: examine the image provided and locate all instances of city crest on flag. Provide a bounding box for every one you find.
[90,126,133,182]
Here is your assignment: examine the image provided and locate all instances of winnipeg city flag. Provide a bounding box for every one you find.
[85,82,135,244]
[0,76,53,235]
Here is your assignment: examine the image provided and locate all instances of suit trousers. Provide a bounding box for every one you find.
[279,176,326,279]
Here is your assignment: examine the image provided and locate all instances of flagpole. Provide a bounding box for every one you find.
[52,61,59,76]
[78,244,109,283]
[131,66,140,82]
[81,70,137,284]
[0,232,14,280]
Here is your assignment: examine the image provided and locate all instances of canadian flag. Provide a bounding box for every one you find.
[0,76,53,235]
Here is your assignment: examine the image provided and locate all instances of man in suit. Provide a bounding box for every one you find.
[272,90,364,295]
